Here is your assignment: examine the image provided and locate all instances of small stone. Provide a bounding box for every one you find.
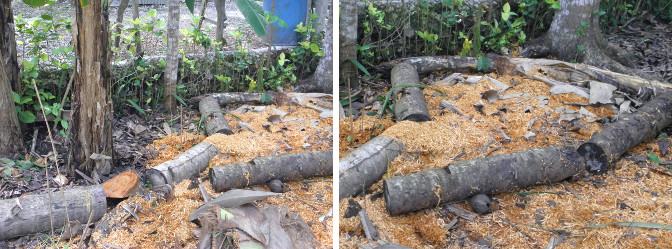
[267,179,288,193]
[470,194,493,214]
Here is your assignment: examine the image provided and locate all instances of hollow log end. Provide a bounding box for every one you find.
[146,169,168,186]
[382,179,396,215]
[208,168,223,192]
[577,142,609,174]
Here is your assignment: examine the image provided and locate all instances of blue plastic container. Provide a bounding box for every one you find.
[263,0,308,46]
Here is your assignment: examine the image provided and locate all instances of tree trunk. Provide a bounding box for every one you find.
[339,0,358,90]
[132,0,141,56]
[0,49,24,158]
[164,0,179,114]
[113,0,130,48]
[196,0,209,31]
[215,0,227,43]
[0,0,20,94]
[69,0,114,176]
[294,0,332,93]
[522,0,636,76]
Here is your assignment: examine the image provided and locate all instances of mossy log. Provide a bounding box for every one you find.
[209,150,333,192]
[383,146,584,215]
[146,142,219,186]
[0,185,107,240]
[391,62,431,122]
[199,96,233,136]
[578,92,672,174]
[340,136,404,199]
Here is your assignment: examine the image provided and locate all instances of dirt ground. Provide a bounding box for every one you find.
[338,69,672,248]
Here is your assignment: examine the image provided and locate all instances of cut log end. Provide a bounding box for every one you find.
[102,170,140,198]
[403,113,431,122]
[577,142,609,174]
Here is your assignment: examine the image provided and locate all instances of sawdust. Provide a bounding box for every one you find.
[94,102,333,248]
[339,73,672,248]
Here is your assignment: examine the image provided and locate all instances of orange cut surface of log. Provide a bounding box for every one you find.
[102,170,140,198]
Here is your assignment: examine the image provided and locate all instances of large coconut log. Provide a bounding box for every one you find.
[199,96,233,136]
[0,185,107,240]
[578,92,672,174]
[340,136,404,199]
[146,142,219,186]
[210,150,333,192]
[391,63,431,122]
[384,146,584,215]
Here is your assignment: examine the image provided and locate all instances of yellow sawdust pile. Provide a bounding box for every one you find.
[117,102,334,247]
[338,73,672,248]
[94,180,201,248]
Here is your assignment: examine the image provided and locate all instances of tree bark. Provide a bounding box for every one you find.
[384,146,585,215]
[294,0,332,93]
[578,92,672,174]
[340,136,404,199]
[339,0,358,90]
[521,0,637,76]
[146,142,220,186]
[164,0,180,114]
[69,0,114,176]
[0,0,20,94]
[209,150,333,192]
[199,96,233,135]
[113,0,130,48]
[132,0,141,56]
[0,185,107,241]
[215,0,227,43]
[0,49,24,158]
[391,62,430,122]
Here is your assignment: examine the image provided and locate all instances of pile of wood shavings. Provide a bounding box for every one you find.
[339,73,638,248]
[112,103,333,247]
[94,180,201,248]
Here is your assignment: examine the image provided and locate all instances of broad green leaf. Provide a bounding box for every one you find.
[235,0,267,37]
[347,58,371,76]
[12,92,20,104]
[648,152,661,164]
[18,111,36,124]
[309,43,320,53]
[61,120,69,130]
[172,94,187,106]
[477,56,490,72]
[260,92,271,103]
[185,0,195,14]
[577,45,585,52]
[22,0,49,7]
[40,14,53,20]
[148,9,157,17]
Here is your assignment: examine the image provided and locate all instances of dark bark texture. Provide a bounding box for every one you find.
[164,0,179,114]
[339,136,404,199]
[384,146,584,215]
[391,62,430,122]
[0,0,20,94]
[0,185,107,240]
[578,92,672,174]
[210,150,333,192]
[199,96,233,135]
[69,0,114,176]
[0,49,24,158]
[339,0,359,90]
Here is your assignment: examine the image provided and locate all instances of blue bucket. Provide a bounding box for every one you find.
[263,0,308,46]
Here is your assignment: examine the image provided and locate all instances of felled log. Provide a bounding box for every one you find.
[190,92,278,106]
[146,142,219,186]
[384,146,584,215]
[199,96,233,136]
[378,56,672,96]
[209,150,333,192]
[391,63,431,122]
[578,92,672,174]
[0,185,107,240]
[340,136,404,199]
